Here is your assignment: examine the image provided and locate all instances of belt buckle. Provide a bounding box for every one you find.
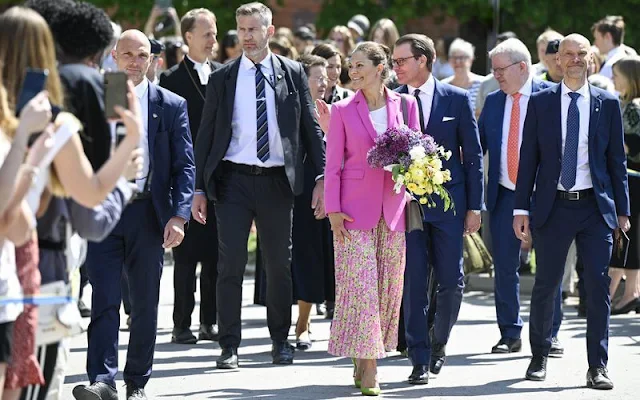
[567,191,579,200]
[250,165,263,175]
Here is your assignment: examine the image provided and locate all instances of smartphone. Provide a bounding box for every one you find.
[155,0,172,9]
[16,68,49,116]
[104,71,128,120]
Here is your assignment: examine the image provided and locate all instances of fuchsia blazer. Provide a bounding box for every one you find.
[325,88,421,231]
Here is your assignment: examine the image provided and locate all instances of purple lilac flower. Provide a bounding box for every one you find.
[367,125,441,168]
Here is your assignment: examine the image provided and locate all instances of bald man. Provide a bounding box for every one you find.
[513,34,629,389]
[74,30,195,400]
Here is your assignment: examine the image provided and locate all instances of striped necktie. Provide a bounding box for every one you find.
[255,63,270,162]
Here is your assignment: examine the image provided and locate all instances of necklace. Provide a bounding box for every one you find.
[182,58,206,102]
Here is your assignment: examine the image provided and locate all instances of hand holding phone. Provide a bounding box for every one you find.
[112,80,143,145]
[16,91,51,140]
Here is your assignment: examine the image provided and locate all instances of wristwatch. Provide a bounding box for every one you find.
[470,210,481,215]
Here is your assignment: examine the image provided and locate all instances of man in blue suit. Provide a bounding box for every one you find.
[479,39,565,356]
[73,30,195,400]
[392,34,484,385]
[514,34,629,390]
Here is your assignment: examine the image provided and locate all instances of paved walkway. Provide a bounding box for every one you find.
[63,266,640,399]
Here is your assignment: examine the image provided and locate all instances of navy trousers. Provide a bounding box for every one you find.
[491,186,563,340]
[530,196,612,368]
[85,199,164,388]
[404,217,464,365]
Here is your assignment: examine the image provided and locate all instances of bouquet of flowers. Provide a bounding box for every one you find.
[366,125,454,212]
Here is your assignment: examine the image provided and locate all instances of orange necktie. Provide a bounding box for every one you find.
[507,93,522,184]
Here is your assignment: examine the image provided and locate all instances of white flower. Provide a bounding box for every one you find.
[409,145,426,160]
[433,171,444,185]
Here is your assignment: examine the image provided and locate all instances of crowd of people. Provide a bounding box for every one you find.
[0,1,638,399]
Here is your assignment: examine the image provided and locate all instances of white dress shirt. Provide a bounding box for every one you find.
[513,81,592,216]
[223,52,285,167]
[500,76,533,190]
[407,74,435,128]
[187,55,212,85]
[599,46,625,80]
[134,78,151,192]
[559,81,592,191]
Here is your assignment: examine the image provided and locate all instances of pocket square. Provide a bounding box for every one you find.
[442,116,455,122]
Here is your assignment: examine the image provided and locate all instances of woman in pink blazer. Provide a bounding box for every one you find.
[324,41,420,396]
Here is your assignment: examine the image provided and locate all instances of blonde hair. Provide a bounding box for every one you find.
[613,55,640,103]
[0,66,18,138]
[0,7,67,197]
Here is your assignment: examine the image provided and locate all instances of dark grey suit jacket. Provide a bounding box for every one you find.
[194,54,325,200]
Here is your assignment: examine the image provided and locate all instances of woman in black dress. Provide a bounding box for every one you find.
[610,56,640,314]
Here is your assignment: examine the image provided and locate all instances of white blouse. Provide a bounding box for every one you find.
[370,106,388,135]
[0,133,24,324]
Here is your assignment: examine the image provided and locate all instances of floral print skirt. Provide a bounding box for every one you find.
[328,218,406,359]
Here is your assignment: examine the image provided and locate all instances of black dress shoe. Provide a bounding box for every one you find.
[408,365,429,385]
[525,355,548,381]
[171,328,197,344]
[491,338,522,354]
[216,347,239,369]
[272,341,295,365]
[586,367,614,390]
[611,297,640,315]
[429,341,446,375]
[72,382,118,400]
[126,384,147,400]
[549,337,564,357]
[324,301,335,320]
[78,300,91,318]
[198,324,220,341]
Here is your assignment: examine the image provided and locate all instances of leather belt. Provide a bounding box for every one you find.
[222,161,285,176]
[556,188,594,201]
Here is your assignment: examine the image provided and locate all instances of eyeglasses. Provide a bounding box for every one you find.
[310,76,328,85]
[391,55,418,67]
[492,61,521,76]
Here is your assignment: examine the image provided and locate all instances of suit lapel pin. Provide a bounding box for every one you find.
[595,107,599,112]
[153,113,158,119]
[277,74,283,80]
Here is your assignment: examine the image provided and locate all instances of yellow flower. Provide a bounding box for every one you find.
[429,158,443,170]
[433,171,444,185]
[419,197,428,204]
[425,182,434,194]
[407,182,418,192]
[413,186,427,195]
[404,172,412,181]
[442,170,452,182]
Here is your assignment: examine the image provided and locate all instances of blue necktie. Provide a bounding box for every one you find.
[255,64,270,162]
[560,92,581,191]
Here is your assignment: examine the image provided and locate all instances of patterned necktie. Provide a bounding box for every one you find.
[560,92,581,191]
[413,89,425,131]
[507,92,522,184]
[255,63,270,162]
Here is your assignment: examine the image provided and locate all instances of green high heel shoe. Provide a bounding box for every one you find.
[360,387,381,396]
[352,358,361,388]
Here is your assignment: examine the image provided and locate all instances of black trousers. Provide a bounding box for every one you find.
[172,210,219,329]
[215,166,294,348]
[173,258,218,328]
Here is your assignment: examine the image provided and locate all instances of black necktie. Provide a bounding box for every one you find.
[413,89,425,131]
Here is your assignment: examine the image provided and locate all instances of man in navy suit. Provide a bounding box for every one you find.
[73,30,194,400]
[514,34,629,390]
[479,39,565,356]
[392,34,484,385]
